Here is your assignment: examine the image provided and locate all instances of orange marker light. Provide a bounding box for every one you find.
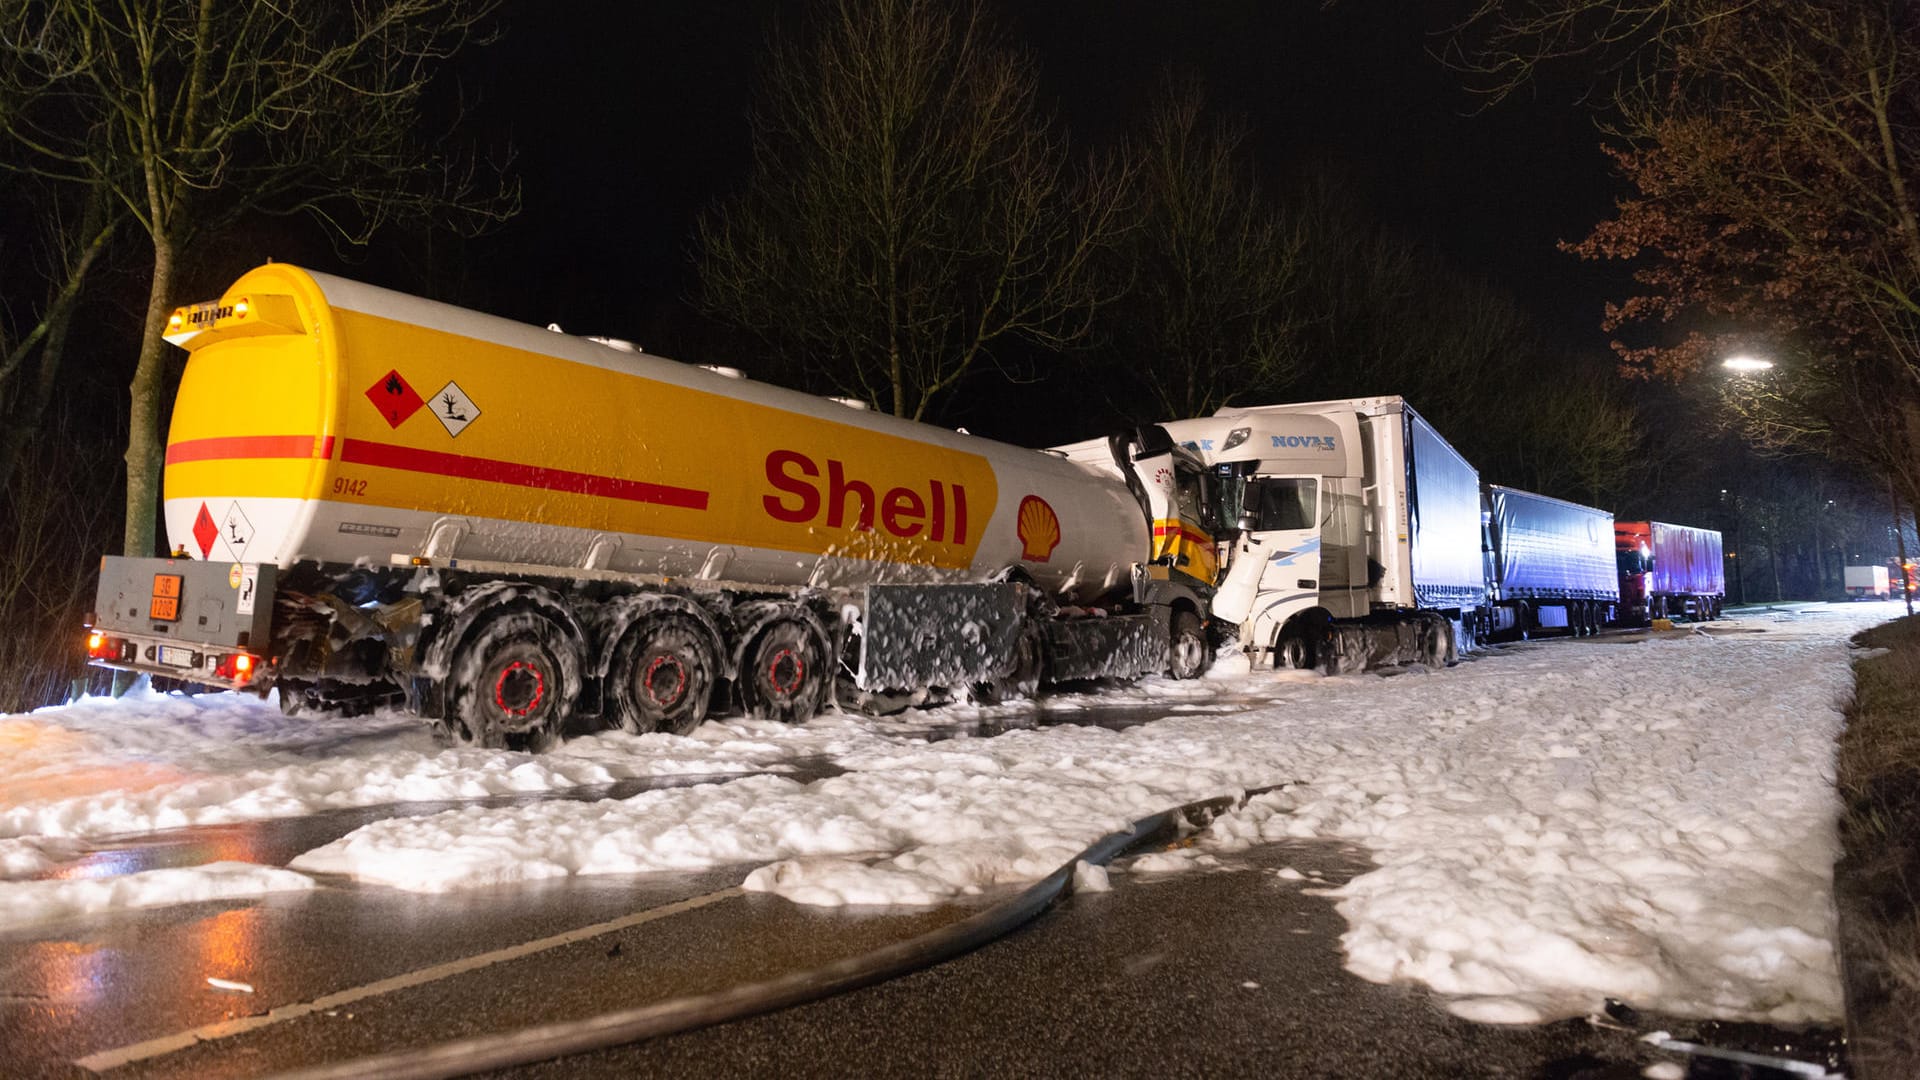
[233,299,249,317]
[234,654,254,675]
[87,631,105,654]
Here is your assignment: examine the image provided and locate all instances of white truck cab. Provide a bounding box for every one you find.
[1160,411,1366,664]
[1157,397,1481,672]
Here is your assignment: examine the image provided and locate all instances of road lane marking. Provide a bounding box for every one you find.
[73,885,743,1073]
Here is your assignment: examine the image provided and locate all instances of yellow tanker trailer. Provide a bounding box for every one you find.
[84,264,1216,749]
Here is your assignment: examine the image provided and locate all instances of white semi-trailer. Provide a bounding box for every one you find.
[1065,396,1480,672]
[85,264,1219,749]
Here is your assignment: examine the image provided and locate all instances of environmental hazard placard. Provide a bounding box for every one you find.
[430,380,480,437]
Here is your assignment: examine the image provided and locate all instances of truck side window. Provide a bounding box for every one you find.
[1251,478,1316,531]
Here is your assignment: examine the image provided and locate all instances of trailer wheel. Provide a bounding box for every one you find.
[1168,610,1209,680]
[443,610,578,752]
[609,617,717,736]
[741,620,828,723]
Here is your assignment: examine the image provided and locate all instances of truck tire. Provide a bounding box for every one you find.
[608,617,717,736]
[1168,610,1209,680]
[740,620,828,723]
[443,610,579,752]
[1275,611,1329,671]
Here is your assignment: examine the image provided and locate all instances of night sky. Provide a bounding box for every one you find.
[193,0,1629,447]
[444,2,1624,343]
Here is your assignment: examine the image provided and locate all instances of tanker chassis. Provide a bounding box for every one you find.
[83,265,1217,750]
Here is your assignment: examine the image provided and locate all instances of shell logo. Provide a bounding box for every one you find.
[1017,495,1061,562]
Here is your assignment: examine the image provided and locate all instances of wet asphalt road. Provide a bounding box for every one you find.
[5,837,1841,1080]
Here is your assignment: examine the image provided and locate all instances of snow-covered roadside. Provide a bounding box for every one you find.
[0,602,1895,1024]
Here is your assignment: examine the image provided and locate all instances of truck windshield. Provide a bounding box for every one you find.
[1616,550,1650,575]
[1246,478,1316,532]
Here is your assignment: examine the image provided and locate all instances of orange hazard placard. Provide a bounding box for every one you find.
[151,574,182,621]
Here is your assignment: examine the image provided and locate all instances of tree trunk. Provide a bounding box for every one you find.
[123,238,175,557]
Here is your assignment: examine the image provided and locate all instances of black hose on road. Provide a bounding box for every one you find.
[269,784,1292,1080]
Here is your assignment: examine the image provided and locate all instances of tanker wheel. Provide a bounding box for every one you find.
[974,623,1044,704]
[1168,610,1209,680]
[443,610,577,753]
[610,617,717,736]
[741,620,828,723]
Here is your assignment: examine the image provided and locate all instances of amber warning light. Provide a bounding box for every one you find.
[162,293,300,347]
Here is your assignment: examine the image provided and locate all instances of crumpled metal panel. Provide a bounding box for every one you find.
[857,582,1021,690]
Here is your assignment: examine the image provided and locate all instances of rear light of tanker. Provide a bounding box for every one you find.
[213,652,258,682]
[86,631,107,656]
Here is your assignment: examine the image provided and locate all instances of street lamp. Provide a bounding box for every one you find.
[1722,355,1774,372]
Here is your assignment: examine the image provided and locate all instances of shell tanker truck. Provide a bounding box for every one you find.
[82,264,1218,749]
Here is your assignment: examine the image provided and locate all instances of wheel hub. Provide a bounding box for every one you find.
[644,654,688,708]
[493,660,546,718]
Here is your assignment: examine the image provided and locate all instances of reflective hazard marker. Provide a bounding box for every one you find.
[365,369,425,429]
[430,380,480,437]
[192,502,219,559]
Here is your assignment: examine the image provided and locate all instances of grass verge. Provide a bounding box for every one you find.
[1835,616,1920,1077]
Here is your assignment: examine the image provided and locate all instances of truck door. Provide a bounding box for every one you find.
[1212,475,1321,628]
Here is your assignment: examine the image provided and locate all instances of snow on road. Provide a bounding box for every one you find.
[0,602,1897,1026]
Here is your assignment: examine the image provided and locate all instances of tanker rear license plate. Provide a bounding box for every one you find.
[158,645,194,668]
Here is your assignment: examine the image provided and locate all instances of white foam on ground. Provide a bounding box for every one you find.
[0,861,313,928]
[1,601,1894,1026]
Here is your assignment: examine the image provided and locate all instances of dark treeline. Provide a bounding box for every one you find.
[0,0,1880,709]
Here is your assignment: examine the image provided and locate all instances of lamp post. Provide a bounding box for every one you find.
[1721,488,1745,605]
[1893,477,1915,616]
[1717,355,1772,606]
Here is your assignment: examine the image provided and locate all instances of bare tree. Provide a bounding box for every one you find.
[1096,74,1304,420]
[0,175,120,486]
[696,0,1130,422]
[0,406,120,711]
[0,0,518,557]
[1455,1,1920,510]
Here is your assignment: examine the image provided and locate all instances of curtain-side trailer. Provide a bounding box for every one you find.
[1613,521,1726,623]
[1481,485,1620,639]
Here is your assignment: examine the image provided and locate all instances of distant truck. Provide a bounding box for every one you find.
[1482,486,1619,639]
[1614,521,1727,623]
[1846,565,1892,600]
[1067,396,1478,673]
[83,265,1219,749]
